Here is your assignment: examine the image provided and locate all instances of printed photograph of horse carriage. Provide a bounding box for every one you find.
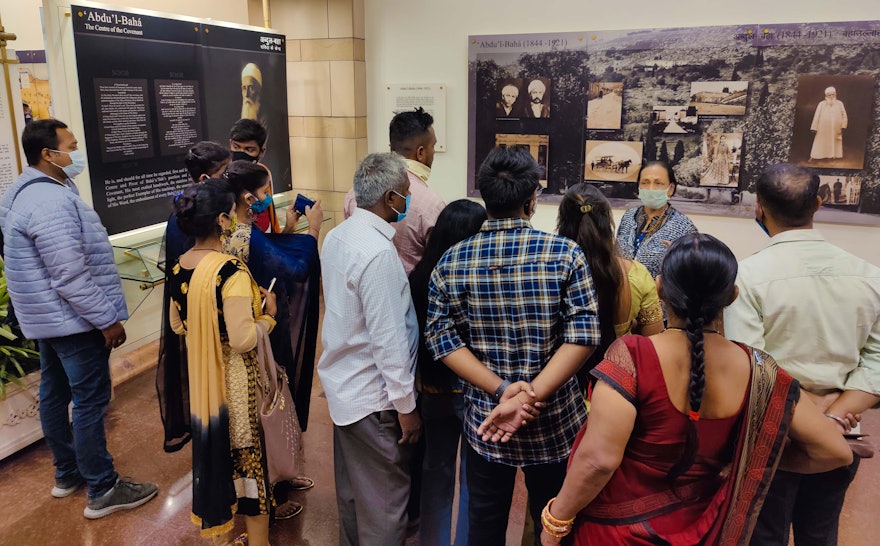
[584,140,643,182]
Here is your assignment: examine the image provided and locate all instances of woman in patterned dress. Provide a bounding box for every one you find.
[223,160,323,520]
[616,161,697,279]
[168,179,277,545]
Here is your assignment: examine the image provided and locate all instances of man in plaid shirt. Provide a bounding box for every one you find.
[425,146,600,545]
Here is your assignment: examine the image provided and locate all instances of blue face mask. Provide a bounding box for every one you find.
[391,190,411,222]
[250,194,273,214]
[755,216,770,237]
[49,149,87,179]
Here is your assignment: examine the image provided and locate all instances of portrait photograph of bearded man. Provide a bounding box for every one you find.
[789,74,875,170]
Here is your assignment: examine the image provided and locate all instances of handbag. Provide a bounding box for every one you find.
[846,435,875,459]
[254,323,304,483]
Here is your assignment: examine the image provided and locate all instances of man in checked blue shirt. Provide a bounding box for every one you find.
[425,146,600,545]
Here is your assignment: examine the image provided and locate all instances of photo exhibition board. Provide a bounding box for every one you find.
[71,2,289,234]
[468,22,880,226]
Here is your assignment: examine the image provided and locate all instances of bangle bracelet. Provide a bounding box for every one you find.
[825,413,850,431]
[541,498,574,538]
[493,379,511,401]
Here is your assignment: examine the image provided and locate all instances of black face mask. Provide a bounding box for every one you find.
[232,150,258,163]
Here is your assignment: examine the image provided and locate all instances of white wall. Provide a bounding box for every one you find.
[364,0,880,264]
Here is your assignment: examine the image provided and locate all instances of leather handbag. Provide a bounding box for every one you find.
[255,323,304,483]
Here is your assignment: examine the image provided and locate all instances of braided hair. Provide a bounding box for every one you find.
[659,233,737,481]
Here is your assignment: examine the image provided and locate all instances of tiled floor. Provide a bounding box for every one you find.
[1,365,878,545]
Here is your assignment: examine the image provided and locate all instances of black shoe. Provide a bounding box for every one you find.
[83,477,158,519]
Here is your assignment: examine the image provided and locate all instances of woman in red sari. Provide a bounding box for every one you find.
[540,233,852,545]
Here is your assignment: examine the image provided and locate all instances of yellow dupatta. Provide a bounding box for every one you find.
[186,251,238,537]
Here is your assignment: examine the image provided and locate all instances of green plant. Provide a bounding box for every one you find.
[0,263,40,399]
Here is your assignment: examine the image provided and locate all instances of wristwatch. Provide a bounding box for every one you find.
[493,379,511,402]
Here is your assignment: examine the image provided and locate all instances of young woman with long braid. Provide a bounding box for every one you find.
[538,234,852,545]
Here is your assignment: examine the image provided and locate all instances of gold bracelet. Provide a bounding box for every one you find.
[541,498,574,538]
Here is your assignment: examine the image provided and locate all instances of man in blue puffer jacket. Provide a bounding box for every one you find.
[0,119,157,519]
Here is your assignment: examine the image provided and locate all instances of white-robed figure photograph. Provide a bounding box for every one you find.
[810,86,847,160]
[789,74,875,170]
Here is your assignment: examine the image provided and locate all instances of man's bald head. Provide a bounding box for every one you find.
[756,163,820,228]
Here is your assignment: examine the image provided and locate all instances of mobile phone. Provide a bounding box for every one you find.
[293,193,315,214]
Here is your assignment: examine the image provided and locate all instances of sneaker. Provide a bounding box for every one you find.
[83,477,158,519]
[51,474,85,498]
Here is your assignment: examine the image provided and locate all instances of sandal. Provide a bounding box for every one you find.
[289,477,315,491]
[233,533,248,546]
[275,500,303,520]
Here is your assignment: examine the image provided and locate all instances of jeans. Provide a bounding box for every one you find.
[465,442,566,546]
[419,392,469,546]
[38,329,118,499]
[750,456,860,546]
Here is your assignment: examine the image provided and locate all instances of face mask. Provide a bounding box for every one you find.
[755,216,771,237]
[231,150,258,163]
[638,188,669,210]
[391,190,411,222]
[49,149,87,179]
[221,212,238,236]
[250,194,273,214]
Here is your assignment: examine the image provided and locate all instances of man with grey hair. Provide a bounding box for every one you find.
[318,152,421,545]
[724,163,880,545]
[524,78,550,118]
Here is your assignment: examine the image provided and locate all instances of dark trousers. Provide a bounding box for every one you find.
[38,329,118,499]
[750,456,860,546]
[465,441,566,546]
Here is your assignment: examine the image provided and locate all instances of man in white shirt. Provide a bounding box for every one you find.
[343,107,446,274]
[724,163,880,546]
[318,152,422,546]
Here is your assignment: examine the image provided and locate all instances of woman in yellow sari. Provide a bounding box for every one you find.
[168,179,277,545]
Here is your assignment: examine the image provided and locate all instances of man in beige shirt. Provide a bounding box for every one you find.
[725,163,880,546]
[344,107,446,274]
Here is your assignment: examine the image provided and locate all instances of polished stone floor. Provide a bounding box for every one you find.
[1,363,878,545]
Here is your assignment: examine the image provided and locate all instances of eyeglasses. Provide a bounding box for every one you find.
[535,187,544,198]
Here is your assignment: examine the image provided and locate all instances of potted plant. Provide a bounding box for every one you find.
[0,264,40,399]
[0,261,42,461]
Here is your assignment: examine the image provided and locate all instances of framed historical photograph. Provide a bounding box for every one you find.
[496,133,550,187]
[789,74,875,170]
[587,82,623,130]
[495,78,524,119]
[652,105,697,134]
[818,174,861,206]
[699,132,742,187]
[520,77,552,119]
[584,140,642,182]
[689,81,749,116]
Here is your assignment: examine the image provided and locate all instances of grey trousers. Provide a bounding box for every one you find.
[334,411,412,546]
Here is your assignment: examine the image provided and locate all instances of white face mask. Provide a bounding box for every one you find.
[49,149,87,179]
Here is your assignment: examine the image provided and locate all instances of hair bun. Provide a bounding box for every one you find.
[172,186,198,218]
